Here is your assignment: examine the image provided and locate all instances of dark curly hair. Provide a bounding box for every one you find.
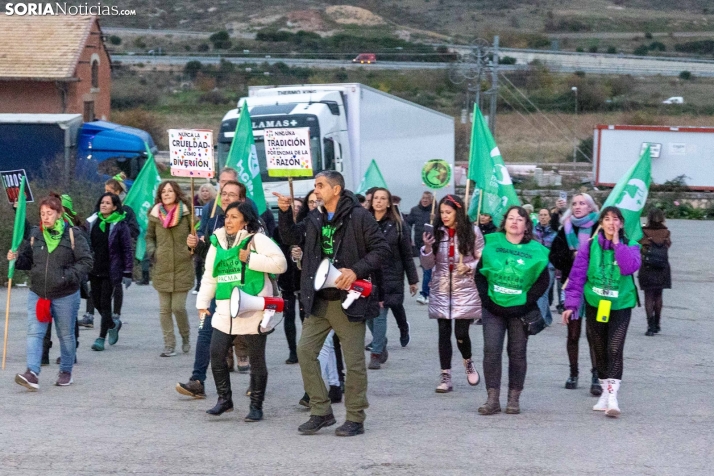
[433,194,476,258]
[497,206,534,244]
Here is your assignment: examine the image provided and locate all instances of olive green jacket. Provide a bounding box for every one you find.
[145,203,194,293]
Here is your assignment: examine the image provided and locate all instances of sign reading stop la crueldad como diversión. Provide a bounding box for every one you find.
[264,128,313,178]
[168,129,215,178]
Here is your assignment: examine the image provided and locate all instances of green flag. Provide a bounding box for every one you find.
[8,176,27,279]
[124,143,162,259]
[467,106,520,226]
[225,106,267,214]
[603,146,652,242]
[356,159,388,195]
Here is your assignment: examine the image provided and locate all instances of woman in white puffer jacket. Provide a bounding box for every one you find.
[197,201,287,422]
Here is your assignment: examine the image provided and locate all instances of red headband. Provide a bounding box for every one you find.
[444,194,461,208]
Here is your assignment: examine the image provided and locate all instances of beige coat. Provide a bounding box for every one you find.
[145,203,194,293]
[196,227,287,335]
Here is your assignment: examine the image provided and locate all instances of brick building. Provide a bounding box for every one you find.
[0,16,111,121]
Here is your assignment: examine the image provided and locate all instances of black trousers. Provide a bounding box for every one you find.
[282,291,305,355]
[389,303,409,332]
[90,276,115,339]
[437,318,473,370]
[482,308,528,391]
[210,330,267,398]
[113,283,123,315]
[585,304,631,380]
[566,313,597,377]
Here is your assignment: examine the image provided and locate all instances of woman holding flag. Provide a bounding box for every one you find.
[8,194,93,390]
[562,207,641,417]
[196,201,287,422]
[549,193,601,395]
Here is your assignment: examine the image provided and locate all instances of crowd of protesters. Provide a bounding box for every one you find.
[8,168,673,433]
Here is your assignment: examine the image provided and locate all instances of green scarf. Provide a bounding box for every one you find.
[42,219,65,254]
[98,211,126,232]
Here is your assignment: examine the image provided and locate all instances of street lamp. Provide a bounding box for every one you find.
[571,86,578,162]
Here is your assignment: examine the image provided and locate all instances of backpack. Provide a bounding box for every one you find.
[642,232,668,269]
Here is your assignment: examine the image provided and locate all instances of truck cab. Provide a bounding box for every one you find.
[217,88,350,205]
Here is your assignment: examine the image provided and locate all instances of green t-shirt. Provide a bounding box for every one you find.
[583,239,637,310]
[210,234,264,300]
[321,223,336,260]
[479,232,550,308]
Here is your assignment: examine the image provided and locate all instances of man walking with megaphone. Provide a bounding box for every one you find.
[274,171,390,437]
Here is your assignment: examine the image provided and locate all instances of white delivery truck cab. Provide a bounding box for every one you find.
[217,83,455,209]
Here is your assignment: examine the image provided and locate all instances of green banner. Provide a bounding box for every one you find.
[225,106,267,214]
[8,176,27,279]
[124,143,162,260]
[466,106,520,226]
[356,159,388,195]
[603,146,652,242]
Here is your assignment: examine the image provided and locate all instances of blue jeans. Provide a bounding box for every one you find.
[190,298,216,384]
[537,267,555,326]
[366,306,388,355]
[421,268,432,298]
[27,290,80,375]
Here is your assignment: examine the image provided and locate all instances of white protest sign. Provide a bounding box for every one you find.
[264,128,313,177]
[168,129,215,178]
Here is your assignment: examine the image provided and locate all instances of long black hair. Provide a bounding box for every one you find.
[296,189,315,223]
[497,206,534,244]
[433,194,475,258]
[225,201,262,234]
[94,192,122,214]
[598,206,628,243]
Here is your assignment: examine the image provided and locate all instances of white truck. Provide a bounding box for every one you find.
[217,83,455,208]
[593,124,714,190]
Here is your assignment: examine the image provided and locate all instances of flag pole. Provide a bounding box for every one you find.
[464,179,471,212]
[476,188,483,219]
[189,178,196,255]
[2,278,12,370]
[430,194,437,225]
[288,177,295,221]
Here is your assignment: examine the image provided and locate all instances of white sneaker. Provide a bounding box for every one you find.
[160,348,177,357]
[592,379,609,411]
[416,295,428,305]
[191,290,198,295]
[605,379,621,417]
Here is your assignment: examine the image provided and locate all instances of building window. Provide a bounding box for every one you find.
[84,101,95,122]
[91,60,99,88]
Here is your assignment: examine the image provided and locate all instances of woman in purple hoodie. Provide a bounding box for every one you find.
[562,206,641,418]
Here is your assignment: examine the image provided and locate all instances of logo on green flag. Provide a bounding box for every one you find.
[421,159,451,189]
[356,159,388,195]
[124,143,162,260]
[603,146,652,242]
[225,106,267,214]
[466,105,520,225]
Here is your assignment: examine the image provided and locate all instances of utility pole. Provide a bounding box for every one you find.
[489,35,499,136]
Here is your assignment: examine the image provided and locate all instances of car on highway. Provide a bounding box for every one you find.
[662,96,684,104]
[353,53,376,64]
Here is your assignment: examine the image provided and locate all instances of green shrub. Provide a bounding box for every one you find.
[633,44,649,56]
[679,70,692,80]
[109,35,121,45]
[184,60,203,79]
[607,46,617,54]
[500,56,517,65]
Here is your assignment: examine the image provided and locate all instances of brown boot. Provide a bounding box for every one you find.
[478,388,501,415]
[505,388,522,414]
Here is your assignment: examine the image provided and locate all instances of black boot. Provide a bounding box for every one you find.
[565,366,578,389]
[654,311,661,333]
[590,369,602,396]
[244,374,267,422]
[207,353,233,415]
[41,340,52,366]
[206,396,234,415]
[645,314,656,336]
[138,270,150,285]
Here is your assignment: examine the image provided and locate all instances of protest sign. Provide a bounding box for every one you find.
[264,128,313,178]
[168,129,215,178]
[1,169,34,204]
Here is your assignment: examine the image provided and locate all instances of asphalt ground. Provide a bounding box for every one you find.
[0,219,711,475]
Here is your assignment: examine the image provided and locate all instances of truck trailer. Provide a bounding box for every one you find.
[0,114,157,184]
[594,124,714,190]
[217,83,455,208]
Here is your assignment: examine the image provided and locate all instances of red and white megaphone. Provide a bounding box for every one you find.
[314,258,373,309]
[229,287,284,335]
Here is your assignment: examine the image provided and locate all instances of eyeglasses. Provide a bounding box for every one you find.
[221,192,240,199]
[308,200,317,206]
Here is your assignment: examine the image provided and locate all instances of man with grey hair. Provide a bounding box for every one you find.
[275,171,390,437]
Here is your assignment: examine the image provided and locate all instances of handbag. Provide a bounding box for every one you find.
[643,240,668,269]
[520,308,546,336]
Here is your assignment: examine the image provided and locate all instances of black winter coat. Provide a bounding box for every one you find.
[16,225,93,300]
[405,203,432,256]
[278,191,391,322]
[376,216,419,307]
[549,225,597,281]
[273,226,301,294]
[86,215,135,286]
[638,226,672,290]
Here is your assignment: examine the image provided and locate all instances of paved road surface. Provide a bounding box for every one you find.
[0,220,711,475]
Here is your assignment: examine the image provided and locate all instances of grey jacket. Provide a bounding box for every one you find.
[420,226,484,320]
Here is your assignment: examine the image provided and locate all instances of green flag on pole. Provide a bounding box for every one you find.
[225,106,267,214]
[603,146,652,242]
[466,106,520,226]
[356,159,388,195]
[8,176,27,279]
[124,143,162,260]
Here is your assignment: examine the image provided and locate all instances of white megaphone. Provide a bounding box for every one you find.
[314,258,373,309]
[229,287,285,335]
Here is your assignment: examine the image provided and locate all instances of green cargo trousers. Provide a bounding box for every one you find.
[297,299,368,423]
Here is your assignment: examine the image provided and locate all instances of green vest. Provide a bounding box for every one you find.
[211,234,264,300]
[479,233,550,308]
[583,238,637,310]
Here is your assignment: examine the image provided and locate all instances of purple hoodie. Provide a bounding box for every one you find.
[564,233,641,315]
